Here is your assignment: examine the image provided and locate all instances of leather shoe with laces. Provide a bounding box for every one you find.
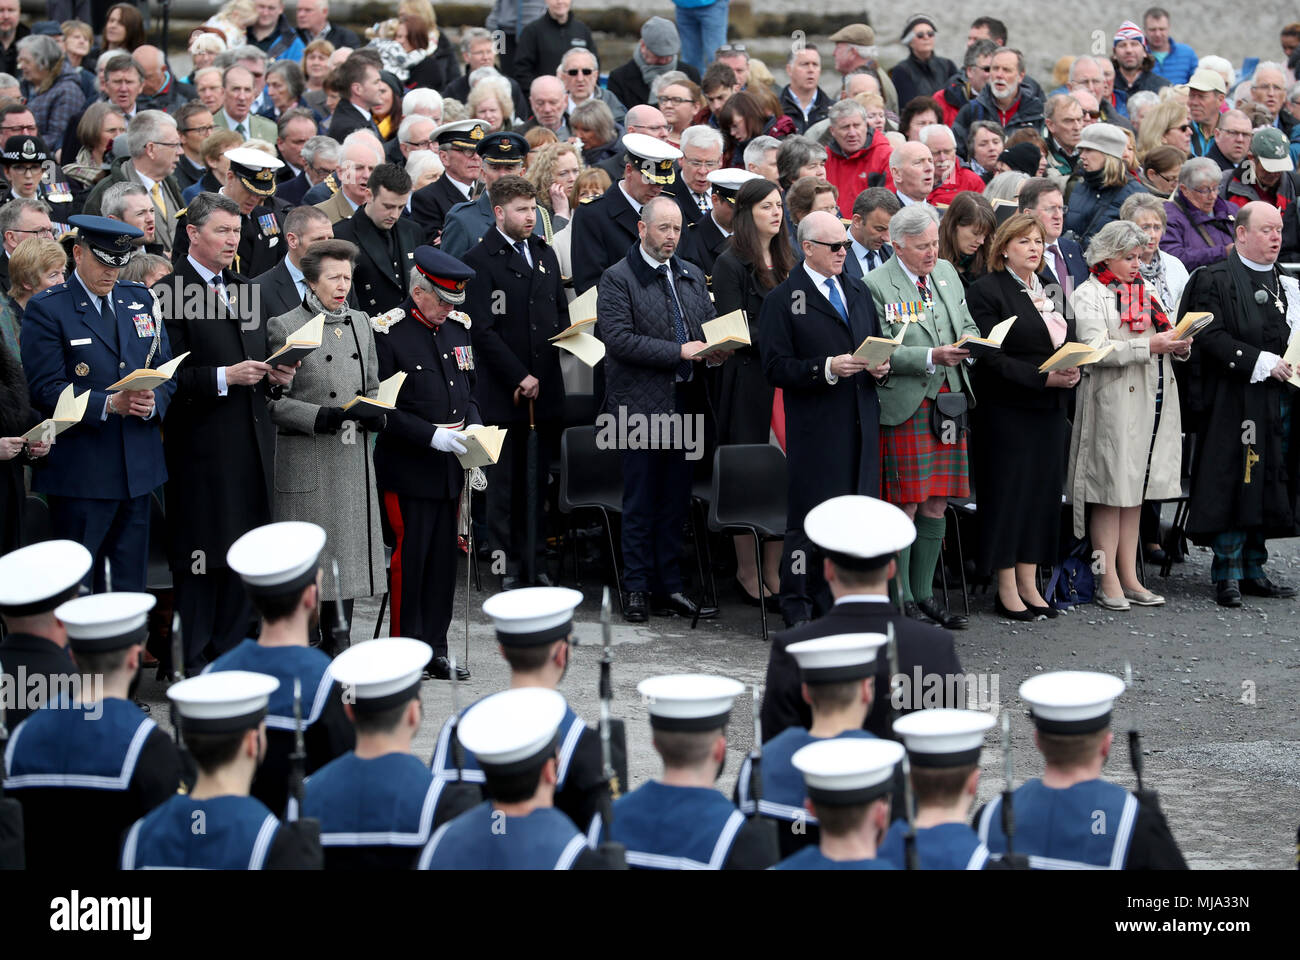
[624,590,649,623]
[1216,580,1242,607]
[916,597,968,630]
[425,656,470,681]
[1239,577,1297,598]
[903,601,936,624]
[652,592,719,619]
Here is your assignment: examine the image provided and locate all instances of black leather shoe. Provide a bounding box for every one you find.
[426,656,471,681]
[903,601,936,624]
[625,590,649,623]
[1216,580,1242,607]
[1019,596,1060,619]
[994,595,1045,621]
[916,597,968,630]
[652,592,719,619]
[1239,577,1297,598]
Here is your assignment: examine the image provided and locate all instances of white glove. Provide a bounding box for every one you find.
[432,427,468,454]
[464,423,484,431]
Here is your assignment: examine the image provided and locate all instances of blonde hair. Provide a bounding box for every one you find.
[526,141,582,211]
[218,0,258,29]
[399,0,437,34]
[1136,98,1189,161]
[8,237,66,300]
[60,20,93,43]
[853,92,885,111]
[468,80,513,128]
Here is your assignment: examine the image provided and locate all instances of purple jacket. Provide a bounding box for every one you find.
[1161,192,1235,271]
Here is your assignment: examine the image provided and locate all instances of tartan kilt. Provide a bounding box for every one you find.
[881,397,970,504]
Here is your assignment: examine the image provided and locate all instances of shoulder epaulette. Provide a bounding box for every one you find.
[579,194,597,204]
[174,206,187,219]
[450,310,471,329]
[325,172,339,195]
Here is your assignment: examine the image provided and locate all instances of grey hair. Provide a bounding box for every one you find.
[398,114,435,144]
[888,204,941,246]
[743,135,780,169]
[1126,90,1160,122]
[468,65,504,89]
[119,253,172,284]
[827,98,868,125]
[404,149,444,183]
[0,197,50,235]
[796,212,842,245]
[124,110,177,159]
[569,99,616,143]
[640,195,681,225]
[560,46,598,72]
[917,123,954,150]
[16,35,62,73]
[460,27,493,55]
[1044,93,1081,122]
[1119,191,1167,228]
[1254,61,1286,82]
[1197,55,1234,86]
[403,87,443,117]
[268,60,305,100]
[0,72,16,88]
[301,134,340,166]
[1084,220,1148,266]
[1178,156,1222,190]
[964,38,998,69]
[1288,82,1300,103]
[194,65,222,85]
[983,170,1028,203]
[340,129,384,164]
[231,44,269,65]
[182,191,241,230]
[776,135,826,186]
[650,70,691,101]
[679,124,723,155]
[101,181,149,220]
[968,120,1005,143]
[1068,55,1101,83]
[410,267,436,294]
[842,43,877,62]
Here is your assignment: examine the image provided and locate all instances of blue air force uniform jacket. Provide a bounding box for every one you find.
[21,278,174,499]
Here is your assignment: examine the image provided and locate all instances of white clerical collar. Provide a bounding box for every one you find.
[619,182,643,215]
[834,593,892,605]
[1238,254,1276,272]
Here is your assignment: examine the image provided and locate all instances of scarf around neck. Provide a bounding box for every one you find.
[1090,263,1170,332]
[635,43,676,88]
[1014,269,1069,348]
[304,285,350,321]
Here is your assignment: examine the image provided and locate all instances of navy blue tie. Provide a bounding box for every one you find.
[659,265,692,380]
[824,278,850,328]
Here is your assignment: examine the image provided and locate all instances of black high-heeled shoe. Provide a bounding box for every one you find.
[1019,597,1059,619]
[734,578,763,607]
[994,594,1045,621]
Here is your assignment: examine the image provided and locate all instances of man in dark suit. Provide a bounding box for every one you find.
[170,148,288,279]
[1018,177,1087,309]
[665,124,723,232]
[680,167,758,278]
[760,494,963,743]
[326,54,385,145]
[279,135,341,207]
[842,187,899,284]
[251,205,336,320]
[410,120,487,246]
[21,217,173,594]
[597,194,722,623]
[572,133,682,295]
[158,192,297,672]
[333,163,422,314]
[461,175,566,588]
[758,210,890,626]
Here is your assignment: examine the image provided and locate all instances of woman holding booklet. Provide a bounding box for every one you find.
[267,239,386,654]
[968,213,1078,621]
[1066,220,1190,612]
[711,177,793,608]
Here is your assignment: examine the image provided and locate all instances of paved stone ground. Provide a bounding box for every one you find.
[135,527,1300,870]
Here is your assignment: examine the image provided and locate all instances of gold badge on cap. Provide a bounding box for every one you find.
[75,362,89,377]
[470,125,485,140]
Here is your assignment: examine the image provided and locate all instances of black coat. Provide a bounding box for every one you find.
[0,331,37,552]
[778,84,834,135]
[681,211,728,277]
[889,51,960,111]
[409,32,459,93]
[276,170,313,206]
[513,11,597,89]
[710,247,773,445]
[158,259,275,569]
[332,208,422,314]
[0,633,74,729]
[758,266,882,524]
[760,598,962,742]
[372,299,481,501]
[410,174,474,246]
[461,228,566,424]
[326,99,382,144]
[570,186,640,295]
[606,59,701,118]
[1181,256,1300,541]
[171,201,288,279]
[298,22,362,51]
[250,259,305,323]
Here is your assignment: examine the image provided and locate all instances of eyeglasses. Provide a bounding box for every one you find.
[1083,109,1102,120]
[1175,124,1193,133]
[565,68,594,77]
[682,157,721,169]
[180,124,215,135]
[0,122,36,134]
[805,238,852,252]
[658,96,694,107]
[913,31,935,39]
[1185,184,1218,197]
[1220,128,1253,138]
[716,44,747,54]
[1254,82,1285,93]
[10,226,54,238]
[152,141,183,150]
[406,138,433,149]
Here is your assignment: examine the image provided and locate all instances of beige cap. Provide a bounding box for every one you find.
[1186,68,1227,95]
[829,23,876,46]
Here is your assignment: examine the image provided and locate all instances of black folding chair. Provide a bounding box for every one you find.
[20,494,52,545]
[558,425,625,613]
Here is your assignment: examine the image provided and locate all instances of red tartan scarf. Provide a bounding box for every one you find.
[1089,264,1170,332]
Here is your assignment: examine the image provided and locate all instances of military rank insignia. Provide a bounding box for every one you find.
[258,214,279,236]
[453,345,474,370]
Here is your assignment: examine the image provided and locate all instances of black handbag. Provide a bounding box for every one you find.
[929,391,969,444]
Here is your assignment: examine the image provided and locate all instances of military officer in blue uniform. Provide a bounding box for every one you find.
[300,637,439,869]
[419,687,610,870]
[373,247,480,682]
[976,672,1188,870]
[879,709,996,870]
[0,540,89,729]
[607,674,778,869]
[204,521,355,818]
[5,592,182,869]
[121,670,323,869]
[439,132,545,260]
[772,737,904,870]
[681,167,761,277]
[0,136,84,224]
[21,215,173,593]
[170,148,288,278]
[737,633,885,857]
[429,587,625,838]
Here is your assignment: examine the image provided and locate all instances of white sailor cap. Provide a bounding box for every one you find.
[432,118,488,149]
[1019,671,1126,735]
[328,637,431,712]
[168,670,280,733]
[456,687,568,774]
[805,495,916,570]
[53,591,156,654]
[892,708,995,767]
[622,132,682,185]
[0,539,91,617]
[223,146,284,197]
[786,633,886,683]
[226,521,326,597]
[705,167,764,202]
[792,737,905,806]
[637,674,745,731]
[482,586,583,647]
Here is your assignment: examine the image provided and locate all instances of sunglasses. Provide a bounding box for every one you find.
[806,238,852,253]
[566,68,594,76]
[913,31,936,39]
[717,43,747,54]
[1176,124,1193,133]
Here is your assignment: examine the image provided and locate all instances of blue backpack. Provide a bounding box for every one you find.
[1046,537,1094,610]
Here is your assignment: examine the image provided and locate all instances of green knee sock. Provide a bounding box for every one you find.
[910,515,947,602]
[893,544,914,605]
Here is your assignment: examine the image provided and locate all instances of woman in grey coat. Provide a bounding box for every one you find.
[267,239,386,653]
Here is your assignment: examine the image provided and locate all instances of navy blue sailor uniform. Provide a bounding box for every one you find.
[20,221,173,593]
[121,794,315,870]
[772,845,896,870]
[879,820,990,870]
[373,263,480,663]
[4,698,182,869]
[204,641,355,818]
[608,780,773,870]
[419,801,593,870]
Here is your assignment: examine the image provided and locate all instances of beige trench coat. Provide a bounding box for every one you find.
[1066,276,1184,536]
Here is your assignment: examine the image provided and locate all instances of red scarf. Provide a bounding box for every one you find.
[1090,264,1170,332]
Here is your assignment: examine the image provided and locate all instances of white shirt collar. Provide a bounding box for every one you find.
[343,192,360,212]
[1239,254,1276,272]
[834,593,892,605]
[187,254,221,285]
[640,245,670,274]
[224,110,251,131]
[710,211,730,237]
[618,182,643,215]
[73,270,104,305]
[803,261,840,292]
[897,258,926,289]
[897,190,923,206]
[284,256,305,288]
[134,167,157,193]
[446,174,473,199]
[850,236,874,264]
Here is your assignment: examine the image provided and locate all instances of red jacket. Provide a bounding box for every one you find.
[928,166,988,207]
[824,131,894,218]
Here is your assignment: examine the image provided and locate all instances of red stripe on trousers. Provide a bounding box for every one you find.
[383,491,405,636]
